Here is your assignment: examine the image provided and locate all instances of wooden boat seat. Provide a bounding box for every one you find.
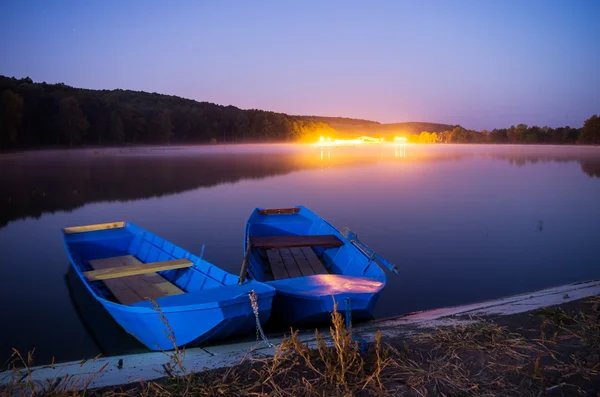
[250,234,343,249]
[63,221,126,234]
[266,247,329,280]
[83,258,192,281]
[85,255,187,305]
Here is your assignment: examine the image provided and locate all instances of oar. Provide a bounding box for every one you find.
[341,228,399,275]
[238,240,252,284]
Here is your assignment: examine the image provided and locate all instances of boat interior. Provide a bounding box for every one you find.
[83,254,190,305]
[247,234,345,282]
[63,222,239,305]
[245,207,388,284]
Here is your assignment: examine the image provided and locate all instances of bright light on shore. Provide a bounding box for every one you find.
[316,135,396,146]
[394,136,407,142]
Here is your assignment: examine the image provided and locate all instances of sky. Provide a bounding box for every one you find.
[0,0,599,130]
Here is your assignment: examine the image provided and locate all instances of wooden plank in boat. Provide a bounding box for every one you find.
[92,257,184,303]
[250,235,343,249]
[83,258,192,281]
[63,222,126,234]
[152,281,185,297]
[277,248,303,278]
[265,249,289,280]
[258,208,300,215]
[89,256,149,305]
[300,247,328,275]
[99,277,142,306]
[88,255,184,305]
[139,273,185,296]
[288,247,316,277]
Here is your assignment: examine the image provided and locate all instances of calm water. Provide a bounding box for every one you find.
[1,143,599,366]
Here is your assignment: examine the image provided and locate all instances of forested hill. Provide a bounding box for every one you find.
[1,75,599,151]
[0,75,452,150]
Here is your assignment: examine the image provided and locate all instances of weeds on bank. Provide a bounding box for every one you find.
[3,295,600,396]
[412,320,537,359]
[534,296,600,350]
[0,348,106,397]
[398,321,546,397]
[252,301,394,396]
[532,294,600,387]
[148,298,187,377]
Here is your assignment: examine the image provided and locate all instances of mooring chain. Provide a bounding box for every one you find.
[249,290,274,347]
[345,297,352,331]
[345,297,369,353]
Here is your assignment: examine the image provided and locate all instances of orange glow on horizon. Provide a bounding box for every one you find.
[315,136,392,146]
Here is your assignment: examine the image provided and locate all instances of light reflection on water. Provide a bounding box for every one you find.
[0,143,599,365]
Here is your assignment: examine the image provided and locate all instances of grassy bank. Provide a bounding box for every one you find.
[2,296,599,397]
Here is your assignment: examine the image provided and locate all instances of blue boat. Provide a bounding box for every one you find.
[240,206,398,325]
[62,221,275,351]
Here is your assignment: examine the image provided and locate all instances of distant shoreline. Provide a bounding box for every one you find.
[1,75,599,151]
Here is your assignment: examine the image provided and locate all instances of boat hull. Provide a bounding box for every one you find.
[62,221,275,351]
[270,291,381,325]
[101,287,272,350]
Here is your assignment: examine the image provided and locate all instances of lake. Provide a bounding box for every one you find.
[1,143,599,367]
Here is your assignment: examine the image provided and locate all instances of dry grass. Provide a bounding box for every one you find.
[2,295,599,397]
[411,320,538,358]
[249,300,395,396]
[0,348,107,397]
[148,298,187,377]
[391,322,546,397]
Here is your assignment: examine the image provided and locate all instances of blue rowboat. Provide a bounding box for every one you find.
[240,206,398,326]
[62,221,275,351]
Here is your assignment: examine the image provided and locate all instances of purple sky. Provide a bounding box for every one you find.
[1,0,599,130]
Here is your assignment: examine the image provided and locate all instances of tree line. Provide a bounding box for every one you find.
[0,75,334,150]
[0,75,598,150]
[410,118,600,145]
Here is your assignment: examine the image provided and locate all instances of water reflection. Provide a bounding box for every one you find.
[64,266,146,358]
[1,144,599,229]
[394,145,406,158]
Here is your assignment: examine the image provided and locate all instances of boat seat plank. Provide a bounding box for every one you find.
[88,255,185,305]
[83,258,192,281]
[265,249,289,280]
[258,208,300,215]
[89,256,157,305]
[288,247,316,277]
[63,222,126,234]
[300,247,328,275]
[250,235,343,249]
[278,248,303,278]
